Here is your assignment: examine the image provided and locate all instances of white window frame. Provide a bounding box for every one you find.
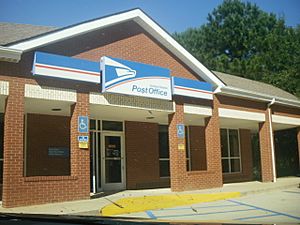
[221,128,242,174]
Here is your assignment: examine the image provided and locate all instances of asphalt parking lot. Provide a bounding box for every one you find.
[119,187,300,223]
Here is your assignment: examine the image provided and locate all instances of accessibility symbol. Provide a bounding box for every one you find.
[177,124,185,139]
[78,116,89,133]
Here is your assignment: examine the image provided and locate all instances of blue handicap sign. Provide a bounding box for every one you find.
[78,135,89,142]
[78,116,89,133]
[177,124,185,139]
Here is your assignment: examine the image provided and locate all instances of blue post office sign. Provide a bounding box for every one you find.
[177,124,185,139]
[101,56,172,100]
[78,116,89,133]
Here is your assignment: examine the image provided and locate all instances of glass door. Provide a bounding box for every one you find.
[101,133,125,190]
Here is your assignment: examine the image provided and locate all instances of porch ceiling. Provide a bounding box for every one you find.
[90,104,170,124]
[25,98,72,116]
[220,117,259,131]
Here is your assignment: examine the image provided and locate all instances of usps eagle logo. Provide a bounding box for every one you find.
[102,57,137,87]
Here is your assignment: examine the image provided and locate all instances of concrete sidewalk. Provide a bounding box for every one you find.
[0,177,299,216]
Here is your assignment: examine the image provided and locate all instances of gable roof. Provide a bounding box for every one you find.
[0,22,57,46]
[214,71,300,107]
[214,71,298,101]
[0,8,224,87]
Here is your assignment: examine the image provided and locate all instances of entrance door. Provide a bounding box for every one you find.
[101,134,125,190]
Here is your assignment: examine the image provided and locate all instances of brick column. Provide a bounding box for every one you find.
[259,109,275,182]
[168,101,186,191]
[2,81,25,207]
[204,96,223,184]
[70,91,90,197]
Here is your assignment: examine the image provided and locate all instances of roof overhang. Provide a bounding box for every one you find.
[216,85,300,108]
[0,46,22,62]
[3,9,224,87]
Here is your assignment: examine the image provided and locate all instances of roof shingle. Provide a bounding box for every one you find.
[0,22,57,46]
[213,71,299,101]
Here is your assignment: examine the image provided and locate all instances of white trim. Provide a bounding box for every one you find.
[268,108,276,182]
[272,115,300,126]
[184,104,212,116]
[219,108,265,122]
[219,86,300,109]
[7,9,224,87]
[25,84,76,102]
[0,46,22,62]
[0,81,9,96]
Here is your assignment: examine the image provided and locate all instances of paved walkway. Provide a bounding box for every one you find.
[0,177,299,216]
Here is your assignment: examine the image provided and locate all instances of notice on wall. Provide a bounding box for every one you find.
[178,143,185,151]
[48,147,69,157]
[78,136,89,149]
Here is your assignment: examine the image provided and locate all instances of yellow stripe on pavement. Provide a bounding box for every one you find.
[100,192,240,216]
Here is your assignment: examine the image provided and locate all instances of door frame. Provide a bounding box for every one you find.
[101,131,126,191]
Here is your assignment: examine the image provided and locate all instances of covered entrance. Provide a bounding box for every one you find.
[90,119,125,193]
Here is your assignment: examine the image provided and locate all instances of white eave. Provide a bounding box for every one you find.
[0,46,22,62]
[216,85,300,108]
[5,9,224,87]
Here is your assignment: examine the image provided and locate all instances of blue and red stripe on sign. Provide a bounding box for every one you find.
[32,51,100,83]
[172,76,213,100]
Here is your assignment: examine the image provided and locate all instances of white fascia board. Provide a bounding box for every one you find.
[8,9,224,88]
[272,115,300,126]
[8,10,141,52]
[219,86,300,108]
[219,108,265,122]
[184,104,212,116]
[134,11,225,88]
[0,46,22,62]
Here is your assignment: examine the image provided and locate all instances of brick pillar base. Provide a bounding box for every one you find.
[259,109,275,182]
[70,92,90,196]
[2,81,25,207]
[168,101,186,192]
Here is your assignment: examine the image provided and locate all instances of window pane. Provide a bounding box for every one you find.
[231,159,241,172]
[102,121,123,131]
[221,129,228,157]
[222,159,229,173]
[185,126,189,158]
[229,129,240,157]
[159,126,169,158]
[90,119,96,130]
[186,159,190,171]
[159,160,170,177]
[97,120,101,131]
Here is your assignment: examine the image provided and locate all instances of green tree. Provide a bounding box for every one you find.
[173,0,300,97]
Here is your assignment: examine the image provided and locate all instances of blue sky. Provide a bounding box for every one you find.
[1,0,299,33]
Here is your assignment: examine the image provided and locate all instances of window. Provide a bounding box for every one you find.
[159,125,170,177]
[102,120,123,131]
[25,114,70,176]
[185,126,191,171]
[221,129,241,173]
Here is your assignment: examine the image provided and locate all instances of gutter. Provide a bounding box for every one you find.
[267,98,276,182]
[0,46,22,63]
[217,86,300,108]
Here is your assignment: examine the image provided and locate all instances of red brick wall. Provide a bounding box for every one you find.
[2,83,90,207]
[223,129,253,183]
[168,97,223,192]
[26,114,70,176]
[189,126,207,171]
[40,21,201,81]
[125,121,169,189]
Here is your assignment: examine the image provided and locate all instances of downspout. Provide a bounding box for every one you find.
[267,98,276,182]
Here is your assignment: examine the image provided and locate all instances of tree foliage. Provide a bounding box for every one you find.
[173,0,300,97]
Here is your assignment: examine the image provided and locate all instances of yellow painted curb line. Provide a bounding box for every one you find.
[100,192,240,216]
